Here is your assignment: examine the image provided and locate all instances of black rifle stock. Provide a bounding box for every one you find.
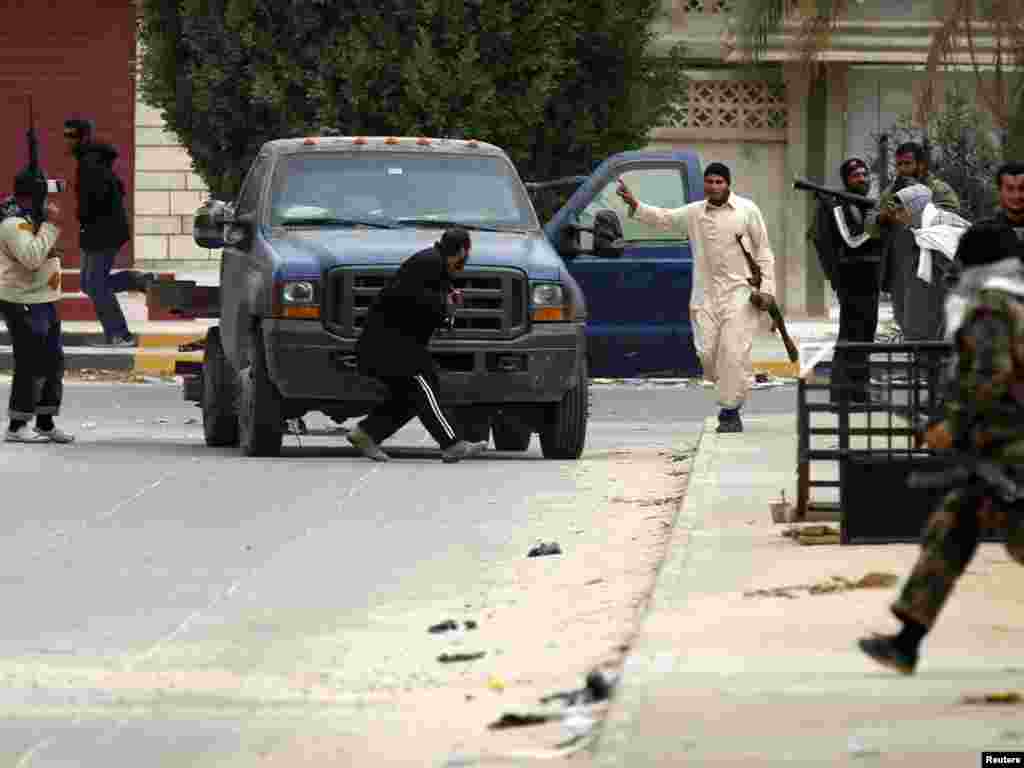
[734,234,799,363]
[793,178,877,209]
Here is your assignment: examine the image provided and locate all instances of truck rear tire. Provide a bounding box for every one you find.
[238,329,284,457]
[202,327,239,447]
[539,361,588,460]
[492,412,531,452]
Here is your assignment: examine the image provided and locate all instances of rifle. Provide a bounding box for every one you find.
[735,233,799,363]
[793,178,877,209]
[23,95,48,234]
[908,453,1024,507]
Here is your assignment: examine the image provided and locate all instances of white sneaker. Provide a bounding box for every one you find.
[441,440,488,463]
[5,425,50,443]
[35,426,75,444]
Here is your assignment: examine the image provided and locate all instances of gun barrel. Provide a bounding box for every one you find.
[793,178,877,208]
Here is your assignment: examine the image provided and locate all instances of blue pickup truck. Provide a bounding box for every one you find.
[156,138,701,458]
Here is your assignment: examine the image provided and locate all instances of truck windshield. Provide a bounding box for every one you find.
[268,152,538,231]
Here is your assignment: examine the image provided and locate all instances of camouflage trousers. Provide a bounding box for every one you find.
[891,488,1024,630]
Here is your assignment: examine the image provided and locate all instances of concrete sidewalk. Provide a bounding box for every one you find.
[593,412,1024,766]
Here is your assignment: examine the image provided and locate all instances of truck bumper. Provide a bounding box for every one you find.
[261,319,585,405]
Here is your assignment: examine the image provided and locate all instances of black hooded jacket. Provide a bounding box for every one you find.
[73,142,130,251]
[356,246,454,377]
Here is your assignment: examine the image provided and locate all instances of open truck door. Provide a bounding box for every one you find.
[537,151,704,378]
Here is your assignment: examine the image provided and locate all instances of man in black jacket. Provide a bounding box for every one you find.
[347,228,487,463]
[952,161,1024,270]
[64,118,155,347]
[810,157,883,402]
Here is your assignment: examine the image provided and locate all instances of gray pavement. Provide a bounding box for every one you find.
[593,412,1024,767]
[0,379,800,765]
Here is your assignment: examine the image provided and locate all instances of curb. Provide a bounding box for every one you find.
[752,359,799,378]
[0,330,207,376]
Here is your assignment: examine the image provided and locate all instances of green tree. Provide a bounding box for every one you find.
[138,0,687,200]
[734,0,1024,159]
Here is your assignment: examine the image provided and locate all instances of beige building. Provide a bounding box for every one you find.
[135,0,1007,316]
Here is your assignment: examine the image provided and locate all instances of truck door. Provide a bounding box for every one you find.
[220,155,270,370]
[548,157,700,378]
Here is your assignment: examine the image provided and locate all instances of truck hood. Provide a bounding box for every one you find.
[267,227,562,281]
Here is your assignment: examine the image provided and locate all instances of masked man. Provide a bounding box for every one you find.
[0,172,74,443]
[617,163,775,433]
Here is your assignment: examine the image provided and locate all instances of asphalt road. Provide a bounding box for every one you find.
[0,378,795,766]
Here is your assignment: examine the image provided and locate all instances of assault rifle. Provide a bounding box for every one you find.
[735,234,799,363]
[22,95,49,234]
[908,453,1024,507]
[793,178,877,209]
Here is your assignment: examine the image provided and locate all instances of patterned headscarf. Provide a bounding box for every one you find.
[895,183,933,228]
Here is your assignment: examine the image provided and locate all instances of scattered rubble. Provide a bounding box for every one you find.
[527,542,562,558]
[960,691,1022,706]
[782,524,841,545]
[610,494,683,507]
[744,572,899,599]
[488,712,558,730]
[437,651,486,664]
[428,619,477,634]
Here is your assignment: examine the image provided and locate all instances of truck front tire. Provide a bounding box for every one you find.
[202,327,239,447]
[238,329,284,457]
[539,361,588,460]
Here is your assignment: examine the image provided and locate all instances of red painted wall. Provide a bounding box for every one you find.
[0,0,136,268]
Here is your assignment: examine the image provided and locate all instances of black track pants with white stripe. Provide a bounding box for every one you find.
[359,370,459,449]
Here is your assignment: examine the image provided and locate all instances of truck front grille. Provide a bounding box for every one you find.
[324,266,527,340]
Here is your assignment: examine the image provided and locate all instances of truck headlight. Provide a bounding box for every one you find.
[531,282,567,322]
[282,281,316,304]
[278,280,320,319]
[532,283,564,307]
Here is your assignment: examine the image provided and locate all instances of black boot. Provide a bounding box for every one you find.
[856,630,921,679]
[716,408,743,433]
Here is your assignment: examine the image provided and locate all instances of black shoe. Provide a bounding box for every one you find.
[716,417,743,433]
[857,633,917,675]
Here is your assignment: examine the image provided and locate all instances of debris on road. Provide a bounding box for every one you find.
[184,417,199,425]
[611,494,683,507]
[744,572,899,599]
[487,712,559,730]
[487,675,506,692]
[81,422,97,430]
[528,541,562,558]
[437,651,486,664]
[960,691,1022,705]
[539,666,619,707]
[781,524,840,545]
[428,619,478,634]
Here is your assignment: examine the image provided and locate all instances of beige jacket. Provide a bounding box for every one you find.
[0,217,61,304]
[634,193,776,313]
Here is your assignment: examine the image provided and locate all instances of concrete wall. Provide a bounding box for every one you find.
[134,96,221,269]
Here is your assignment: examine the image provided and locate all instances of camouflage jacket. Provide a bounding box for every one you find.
[945,285,1024,463]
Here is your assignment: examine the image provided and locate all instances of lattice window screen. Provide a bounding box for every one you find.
[679,0,735,13]
[671,80,787,131]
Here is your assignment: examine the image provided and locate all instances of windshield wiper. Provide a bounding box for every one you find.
[393,218,510,232]
[278,217,396,229]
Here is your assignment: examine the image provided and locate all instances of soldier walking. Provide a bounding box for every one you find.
[858,163,1024,674]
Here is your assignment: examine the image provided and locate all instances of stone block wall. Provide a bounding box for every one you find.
[134,97,222,269]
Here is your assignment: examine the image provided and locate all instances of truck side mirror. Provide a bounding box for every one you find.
[592,210,624,259]
[557,223,583,261]
[193,199,231,249]
[224,211,255,249]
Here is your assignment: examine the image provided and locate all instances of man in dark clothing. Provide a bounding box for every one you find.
[952,161,1024,271]
[64,118,155,347]
[811,157,882,402]
[347,228,487,463]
